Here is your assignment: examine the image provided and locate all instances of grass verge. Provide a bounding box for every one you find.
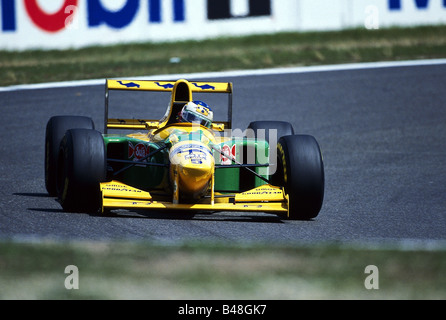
[0,241,445,300]
[1,25,445,87]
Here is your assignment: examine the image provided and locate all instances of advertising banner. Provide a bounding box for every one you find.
[1,0,445,50]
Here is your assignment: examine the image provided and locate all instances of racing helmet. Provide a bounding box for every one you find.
[178,101,213,128]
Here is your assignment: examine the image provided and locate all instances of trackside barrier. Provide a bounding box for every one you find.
[1,0,446,50]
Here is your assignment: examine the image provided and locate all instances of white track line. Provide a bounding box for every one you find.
[1,58,446,92]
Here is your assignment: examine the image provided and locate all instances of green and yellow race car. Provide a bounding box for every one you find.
[45,79,324,220]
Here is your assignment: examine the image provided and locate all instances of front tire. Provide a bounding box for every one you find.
[57,129,106,213]
[276,135,324,220]
[45,116,95,196]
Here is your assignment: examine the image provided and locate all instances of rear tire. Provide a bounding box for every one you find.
[276,135,324,220]
[247,121,294,148]
[57,129,106,213]
[45,116,94,196]
[248,121,295,178]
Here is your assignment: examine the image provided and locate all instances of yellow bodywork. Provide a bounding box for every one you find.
[100,181,289,216]
[101,79,289,217]
[104,79,233,132]
[169,140,215,199]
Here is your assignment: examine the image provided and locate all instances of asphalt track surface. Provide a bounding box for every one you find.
[1,62,446,245]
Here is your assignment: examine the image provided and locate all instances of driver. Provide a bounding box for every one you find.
[177,101,213,128]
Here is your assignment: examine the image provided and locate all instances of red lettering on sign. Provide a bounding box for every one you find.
[24,0,78,33]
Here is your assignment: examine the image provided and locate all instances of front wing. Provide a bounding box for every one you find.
[100,181,289,217]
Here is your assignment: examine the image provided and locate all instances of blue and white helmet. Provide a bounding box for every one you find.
[179,101,213,128]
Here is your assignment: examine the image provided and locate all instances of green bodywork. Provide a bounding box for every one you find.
[103,131,269,195]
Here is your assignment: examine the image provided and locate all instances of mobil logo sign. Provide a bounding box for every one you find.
[382,0,446,27]
[0,0,193,49]
[1,0,186,33]
[388,0,446,10]
[1,0,272,33]
[2,0,444,50]
[0,0,273,49]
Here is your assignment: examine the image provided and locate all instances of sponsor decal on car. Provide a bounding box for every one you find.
[128,142,150,160]
[170,143,212,157]
[192,83,215,90]
[169,142,213,166]
[220,144,236,165]
[117,81,140,88]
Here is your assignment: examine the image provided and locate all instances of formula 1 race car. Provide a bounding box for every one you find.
[45,79,324,220]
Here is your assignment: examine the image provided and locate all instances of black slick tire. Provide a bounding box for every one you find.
[45,116,95,196]
[57,129,106,213]
[276,135,324,220]
[247,121,295,148]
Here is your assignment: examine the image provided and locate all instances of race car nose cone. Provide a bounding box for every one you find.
[178,160,213,195]
[169,141,214,198]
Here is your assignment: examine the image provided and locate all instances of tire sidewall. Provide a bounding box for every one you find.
[45,116,94,196]
[278,135,324,220]
[57,128,106,213]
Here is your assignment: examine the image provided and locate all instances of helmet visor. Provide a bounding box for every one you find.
[181,110,211,127]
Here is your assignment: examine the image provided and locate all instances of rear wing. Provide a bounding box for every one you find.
[104,79,233,133]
